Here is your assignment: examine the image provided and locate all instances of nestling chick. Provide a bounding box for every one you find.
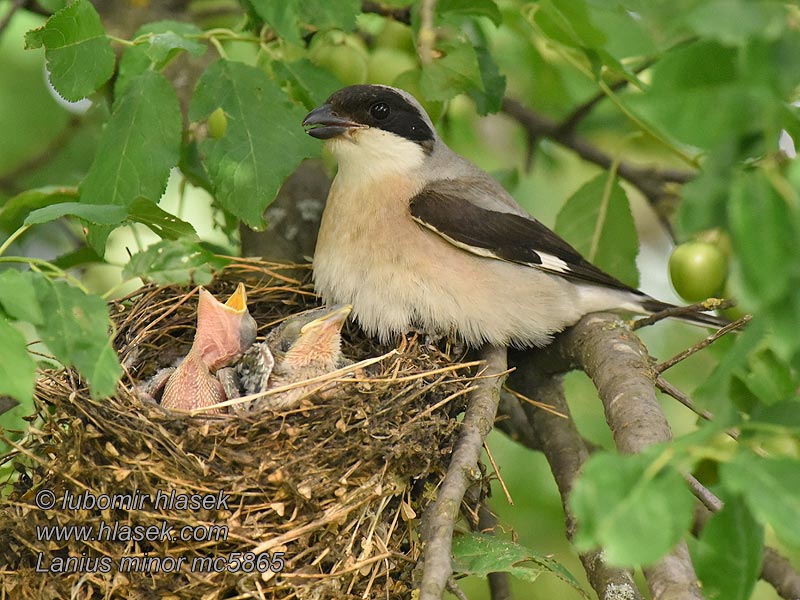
[223,304,352,413]
[302,85,726,348]
[158,283,256,413]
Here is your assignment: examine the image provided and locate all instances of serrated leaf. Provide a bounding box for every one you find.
[123,239,230,286]
[0,187,79,233]
[570,450,695,565]
[750,399,800,432]
[0,316,37,404]
[116,21,206,96]
[438,0,502,25]
[24,202,128,226]
[272,59,342,110]
[452,533,588,597]
[692,495,763,600]
[740,348,796,405]
[189,60,319,228]
[532,0,606,49]
[246,0,359,44]
[554,174,639,288]
[80,70,182,253]
[51,247,104,270]
[25,0,115,101]
[470,46,506,114]
[126,198,197,240]
[721,452,800,546]
[31,278,121,398]
[0,270,44,325]
[420,40,483,102]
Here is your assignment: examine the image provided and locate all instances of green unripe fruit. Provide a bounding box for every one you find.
[367,47,417,87]
[309,38,368,86]
[374,20,415,54]
[669,241,728,302]
[207,107,228,139]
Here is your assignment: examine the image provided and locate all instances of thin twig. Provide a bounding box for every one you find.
[361,1,411,24]
[656,315,751,373]
[483,441,513,506]
[0,0,24,38]
[418,346,507,600]
[417,0,437,65]
[632,298,734,330]
[655,377,715,422]
[501,97,695,232]
[684,474,723,512]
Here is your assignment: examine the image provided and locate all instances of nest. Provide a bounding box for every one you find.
[0,260,484,599]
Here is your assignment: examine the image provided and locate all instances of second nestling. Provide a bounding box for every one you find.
[220,303,352,413]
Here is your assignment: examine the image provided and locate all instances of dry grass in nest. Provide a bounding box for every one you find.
[0,260,484,599]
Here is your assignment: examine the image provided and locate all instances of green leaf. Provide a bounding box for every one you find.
[51,247,104,270]
[0,270,44,325]
[116,21,206,96]
[24,202,128,226]
[272,59,342,110]
[0,316,37,404]
[684,0,786,46]
[420,39,483,102]
[692,495,763,600]
[126,198,197,240]
[122,239,230,286]
[24,0,115,101]
[470,46,506,114]
[80,70,182,253]
[532,0,606,49]
[189,60,319,228]
[570,449,695,565]
[31,277,121,398]
[722,452,800,546]
[750,399,800,433]
[245,0,359,44]
[0,187,79,233]
[438,0,502,26]
[739,348,797,405]
[554,174,640,288]
[729,171,798,307]
[452,533,588,596]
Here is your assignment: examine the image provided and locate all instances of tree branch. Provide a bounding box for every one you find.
[418,346,508,600]
[361,1,412,24]
[508,356,643,600]
[534,314,703,600]
[501,98,694,232]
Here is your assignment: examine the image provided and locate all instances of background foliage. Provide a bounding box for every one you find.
[1,0,799,598]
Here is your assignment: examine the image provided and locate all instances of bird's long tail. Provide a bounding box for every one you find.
[637,297,731,328]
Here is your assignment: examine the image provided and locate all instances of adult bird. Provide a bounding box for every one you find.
[302,84,725,348]
[157,283,256,413]
[221,304,352,412]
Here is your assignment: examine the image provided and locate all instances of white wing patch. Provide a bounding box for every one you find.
[411,214,575,276]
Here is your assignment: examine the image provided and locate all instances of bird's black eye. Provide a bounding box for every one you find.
[370,102,390,121]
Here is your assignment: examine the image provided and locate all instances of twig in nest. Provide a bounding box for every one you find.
[656,314,751,373]
[502,384,567,418]
[631,297,734,330]
[483,441,513,506]
[418,346,508,600]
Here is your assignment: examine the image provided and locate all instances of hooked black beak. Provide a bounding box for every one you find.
[302,104,363,139]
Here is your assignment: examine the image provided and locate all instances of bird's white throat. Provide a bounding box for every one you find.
[326,127,426,184]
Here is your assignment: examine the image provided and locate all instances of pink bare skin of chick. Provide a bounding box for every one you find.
[160,283,256,414]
